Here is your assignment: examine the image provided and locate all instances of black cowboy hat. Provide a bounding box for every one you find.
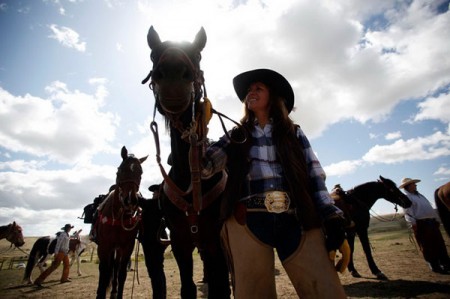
[148,184,160,192]
[61,224,74,231]
[108,184,116,192]
[233,69,295,113]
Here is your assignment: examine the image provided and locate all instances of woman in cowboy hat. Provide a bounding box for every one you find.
[202,69,347,298]
[400,177,450,274]
[34,224,74,286]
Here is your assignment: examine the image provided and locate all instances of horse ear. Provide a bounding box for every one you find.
[379,175,385,181]
[139,155,149,164]
[147,26,161,49]
[193,27,207,52]
[121,146,128,160]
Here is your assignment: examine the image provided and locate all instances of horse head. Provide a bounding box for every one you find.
[378,175,412,208]
[7,222,25,247]
[116,146,148,210]
[143,26,207,119]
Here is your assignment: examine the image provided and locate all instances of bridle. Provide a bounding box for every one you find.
[143,41,247,238]
[0,224,24,253]
[113,157,144,231]
[144,45,216,215]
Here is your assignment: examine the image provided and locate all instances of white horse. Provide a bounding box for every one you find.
[23,229,87,284]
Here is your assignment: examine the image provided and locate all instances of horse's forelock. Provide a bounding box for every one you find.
[116,157,143,186]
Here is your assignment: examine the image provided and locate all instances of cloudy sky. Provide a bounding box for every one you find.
[1,0,449,237]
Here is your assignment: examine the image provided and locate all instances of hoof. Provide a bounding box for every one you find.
[351,270,362,278]
[375,272,388,280]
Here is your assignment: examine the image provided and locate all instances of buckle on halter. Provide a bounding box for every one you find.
[264,191,290,214]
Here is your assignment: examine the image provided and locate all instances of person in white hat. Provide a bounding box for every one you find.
[34,224,74,286]
[400,178,450,274]
[202,69,347,298]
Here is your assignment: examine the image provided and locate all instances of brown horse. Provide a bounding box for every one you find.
[0,221,25,248]
[95,146,147,299]
[435,181,450,238]
[332,176,412,280]
[142,26,230,298]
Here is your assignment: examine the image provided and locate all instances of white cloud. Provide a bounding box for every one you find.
[48,24,86,52]
[324,160,364,177]
[385,131,402,140]
[363,131,450,164]
[415,92,450,123]
[0,82,118,165]
[434,166,450,176]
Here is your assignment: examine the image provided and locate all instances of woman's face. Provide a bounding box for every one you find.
[245,82,270,114]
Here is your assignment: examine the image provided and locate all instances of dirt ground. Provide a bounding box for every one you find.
[1,222,450,298]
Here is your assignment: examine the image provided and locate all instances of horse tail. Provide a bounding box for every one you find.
[23,237,50,282]
[435,187,450,238]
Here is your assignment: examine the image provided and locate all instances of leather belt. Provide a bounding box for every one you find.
[243,191,293,214]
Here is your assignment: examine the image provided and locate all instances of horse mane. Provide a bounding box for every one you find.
[349,181,377,193]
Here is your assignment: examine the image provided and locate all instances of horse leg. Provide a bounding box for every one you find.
[358,229,387,280]
[201,242,230,299]
[110,254,120,299]
[23,251,39,284]
[37,254,49,273]
[96,253,114,299]
[116,254,131,299]
[345,229,360,277]
[172,241,196,299]
[76,252,82,276]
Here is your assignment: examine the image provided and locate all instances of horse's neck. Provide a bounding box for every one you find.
[101,192,119,218]
[169,122,193,188]
[352,182,380,208]
[0,224,10,239]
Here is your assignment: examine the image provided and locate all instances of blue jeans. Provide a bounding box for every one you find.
[246,212,302,261]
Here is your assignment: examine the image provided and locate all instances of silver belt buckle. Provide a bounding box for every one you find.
[264,191,290,213]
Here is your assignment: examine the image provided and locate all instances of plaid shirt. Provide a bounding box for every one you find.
[203,123,341,220]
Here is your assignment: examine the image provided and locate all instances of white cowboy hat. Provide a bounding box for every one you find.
[399,178,421,189]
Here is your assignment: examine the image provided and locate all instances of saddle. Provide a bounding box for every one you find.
[330,186,355,229]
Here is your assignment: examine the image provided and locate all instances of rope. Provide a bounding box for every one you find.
[0,243,28,256]
[0,244,14,255]
[130,239,140,298]
[369,208,403,222]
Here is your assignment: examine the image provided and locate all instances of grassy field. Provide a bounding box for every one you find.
[1,215,450,298]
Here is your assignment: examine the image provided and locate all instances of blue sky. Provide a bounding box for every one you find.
[1,0,449,236]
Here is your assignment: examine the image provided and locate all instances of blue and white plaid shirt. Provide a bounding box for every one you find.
[203,122,341,219]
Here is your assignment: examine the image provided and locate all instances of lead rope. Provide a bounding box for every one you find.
[130,239,140,298]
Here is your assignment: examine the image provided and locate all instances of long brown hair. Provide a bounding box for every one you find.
[241,87,320,228]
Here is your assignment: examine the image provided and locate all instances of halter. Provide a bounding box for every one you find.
[100,149,147,231]
[144,36,246,239]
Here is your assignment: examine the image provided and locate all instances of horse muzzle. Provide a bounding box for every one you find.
[151,47,198,115]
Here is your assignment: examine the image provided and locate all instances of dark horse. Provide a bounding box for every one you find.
[435,181,450,238]
[0,221,25,248]
[332,176,412,280]
[95,146,147,299]
[23,229,85,284]
[142,26,230,298]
